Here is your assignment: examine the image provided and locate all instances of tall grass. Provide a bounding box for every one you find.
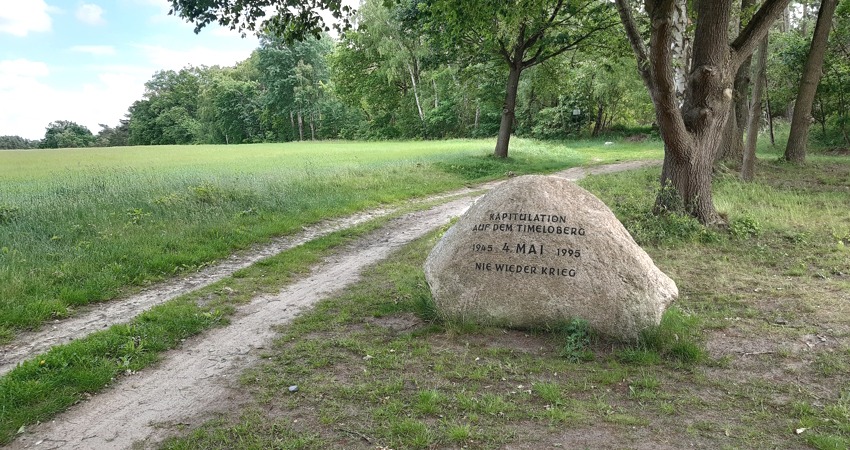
[0,139,661,342]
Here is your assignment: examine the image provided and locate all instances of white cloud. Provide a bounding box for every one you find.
[0,0,52,36]
[70,45,117,56]
[76,3,105,26]
[0,59,146,139]
[135,43,256,70]
[0,59,53,138]
[0,59,50,81]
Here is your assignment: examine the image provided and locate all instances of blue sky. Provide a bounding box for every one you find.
[0,0,261,140]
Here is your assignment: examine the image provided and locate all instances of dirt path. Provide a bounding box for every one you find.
[7,160,658,449]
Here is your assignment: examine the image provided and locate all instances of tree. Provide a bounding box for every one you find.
[742,35,769,182]
[784,0,840,163]
[198,66,263,144]
[823,1,850,146]
[717,0,755,165]
[255,34,333,141]
[96,120,130,147]
[614,0,791,224]
[128,68,204,145]
[0,135,40,149]
[41,121,95,149]
[428,0,619,157]
[358,0,431,136]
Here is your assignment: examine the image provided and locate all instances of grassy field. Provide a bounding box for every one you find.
[0,138,661,343]
[153,150,850,449]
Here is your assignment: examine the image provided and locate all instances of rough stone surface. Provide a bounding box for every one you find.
[424,175,678,341]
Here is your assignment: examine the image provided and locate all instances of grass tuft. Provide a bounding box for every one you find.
[638,307,706,366]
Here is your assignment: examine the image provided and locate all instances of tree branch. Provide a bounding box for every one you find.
[731,0,793,68]
[614,0,651,88]
[524,20,620,68]
[647,0,690,153]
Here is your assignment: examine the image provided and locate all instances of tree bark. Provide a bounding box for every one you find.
[784,0,838,163]
[671,0,691,103]
[433,78,439,109]
[742,36,769,182]
[766,73,776,145]
[495,63,522,158]
[717,0,755,165]
[297,111,304,141]
[407,62,426,135]
[592,103,604,137]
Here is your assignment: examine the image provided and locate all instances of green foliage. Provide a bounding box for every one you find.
[0,205,19,225]
[728,216,762,239]
[128,68,203,145]
[638,308,705,366]
[40,120,95,149]
[0,135,40,149]
[95,121,130,147]
[168,0,354,43]
[555,319,594,362]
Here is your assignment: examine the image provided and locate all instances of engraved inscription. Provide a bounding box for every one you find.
[470,210,584,278]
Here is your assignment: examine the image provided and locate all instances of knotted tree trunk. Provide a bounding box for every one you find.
[615,0,791,224]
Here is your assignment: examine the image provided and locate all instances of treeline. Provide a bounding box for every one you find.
[120,0,850,148]
[5,0,848,150]
[125,0,653,145]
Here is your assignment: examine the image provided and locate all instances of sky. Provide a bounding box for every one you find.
[0,0,262,140]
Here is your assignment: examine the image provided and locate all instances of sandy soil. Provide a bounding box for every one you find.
[6,160,658,449]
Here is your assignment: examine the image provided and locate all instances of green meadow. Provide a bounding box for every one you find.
[0,139,661,343]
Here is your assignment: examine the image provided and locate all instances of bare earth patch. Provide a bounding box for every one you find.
[7,161,658,449]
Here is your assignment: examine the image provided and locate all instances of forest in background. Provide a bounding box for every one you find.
[1,0,848,150]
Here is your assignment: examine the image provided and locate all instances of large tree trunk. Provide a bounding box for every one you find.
[657,137,721,222]
[784,0,838,163]
[615,0,790,224]
[659,1,735,224]
[495,63,522,158]
[743,36,769,182]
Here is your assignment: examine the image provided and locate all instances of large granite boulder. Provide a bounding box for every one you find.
[424,175,678,341]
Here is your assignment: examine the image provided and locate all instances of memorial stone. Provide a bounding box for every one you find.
[424,175,678,341]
